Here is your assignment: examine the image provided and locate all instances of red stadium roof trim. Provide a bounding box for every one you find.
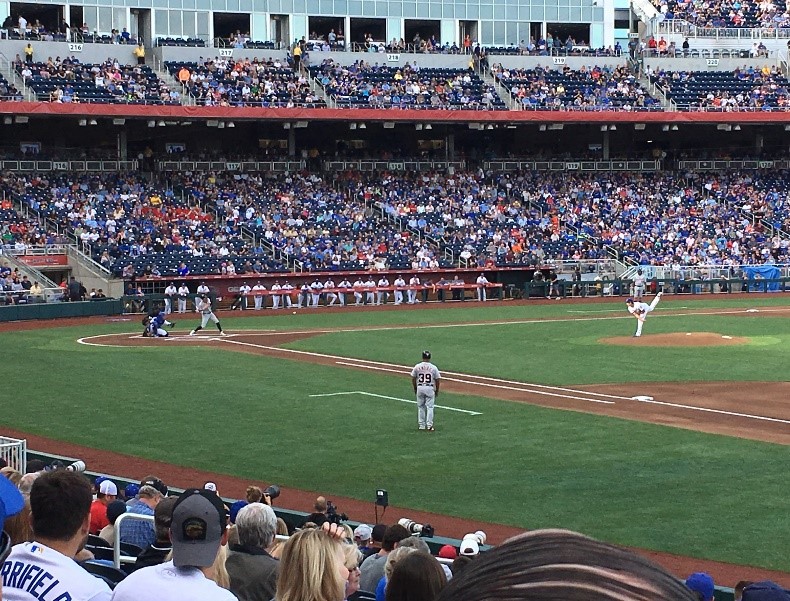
[1,102,790,123]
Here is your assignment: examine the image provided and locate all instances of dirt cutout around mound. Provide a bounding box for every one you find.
[601,332,750,347]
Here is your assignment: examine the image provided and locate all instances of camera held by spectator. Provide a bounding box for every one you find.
[398,518,435,538]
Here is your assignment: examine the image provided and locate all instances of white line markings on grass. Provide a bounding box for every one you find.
[310,391,482,415]
[334,362,616,405]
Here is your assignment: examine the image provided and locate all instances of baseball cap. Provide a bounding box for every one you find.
[124,483,140,499]
[99,480,118,496]
[141,477,168,497]
[106,500,127,524]
[204,482,217,493]
[685,573,715,601]
[422,350,431,360]
[742,582,790,601]
[171,489,228,568]
[354,524,372,541]
[94,475,109,487]
[0,474,25,530]
[459,539,479,556]
[438,544,457,560]
[626,298,634,304]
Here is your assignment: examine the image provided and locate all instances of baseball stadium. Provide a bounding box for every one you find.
[1,0,790,597]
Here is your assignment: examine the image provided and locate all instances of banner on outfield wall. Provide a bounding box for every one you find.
[15,254,69,267]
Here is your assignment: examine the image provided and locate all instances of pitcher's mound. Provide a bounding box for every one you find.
[600,332,749,347]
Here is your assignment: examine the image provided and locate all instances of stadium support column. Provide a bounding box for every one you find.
[288,127,296,156]
[755,132,763,155]
[602,130,610,160]
[447,132,455,160]
[117,130,128,160]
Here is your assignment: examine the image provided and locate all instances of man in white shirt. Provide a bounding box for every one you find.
[352,278,365,306]
[393,275,406,305]
[252,281,267,310]
[232,282,251,311]
[299,283,311,308]
[324,278,338,306]
[281,281,294,308]
[408,275,421,304]
[476,273,490,302]
[310,279,324,308]
[364,276,376,305]
[110,489,236,601]
[164,282,177,314]
[2,470,112,601]
[270,281,282,309]
[376,276,390,305]
[337,279,351,306]
[177,283,190,313]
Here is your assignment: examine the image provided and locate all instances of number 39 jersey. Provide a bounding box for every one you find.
[411,361,441,389]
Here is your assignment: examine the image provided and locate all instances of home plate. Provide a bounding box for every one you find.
[722,335,733,339]
[631,395,654,401]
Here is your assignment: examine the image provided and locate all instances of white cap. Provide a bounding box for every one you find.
[459,539,479,556]
[99,480,118,496]
[204,482,217,493]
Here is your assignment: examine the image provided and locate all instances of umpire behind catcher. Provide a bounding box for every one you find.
[411,350,441,432]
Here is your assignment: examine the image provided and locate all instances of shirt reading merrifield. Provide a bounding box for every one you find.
[2,541,112,601]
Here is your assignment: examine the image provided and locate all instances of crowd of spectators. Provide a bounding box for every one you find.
[492,64,662,111]
[3,467,790,601]
[165,57,324,107]
[651,0,790,27]
[14,56,178,104]
[309,59,508,110]
[648,66,790,110]
[0,73,23,101]
[2,166,789,276]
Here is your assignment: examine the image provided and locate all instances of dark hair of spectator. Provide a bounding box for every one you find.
[386,551,447,601]
[30,471,92,541]
[382,524,411,552]
[451,555,474,576]
[436,529,699,601]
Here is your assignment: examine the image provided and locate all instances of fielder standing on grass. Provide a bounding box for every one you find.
[626,291,662,337]
[411,350,440,432]
[189,293,227,336]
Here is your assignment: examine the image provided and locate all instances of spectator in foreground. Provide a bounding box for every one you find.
[385,551,447,601]
[685,572,715,601]
[2,470,112,600]
[375,546,417,601]
[119,484,162,548]
[275,523,349,601]
[436,529,698,601]
[226,502,280,601]
[359,524,410,592]
[111,488,236,600]
[133,496,177,570]
[742,582,790,601]
[98,500,127,546]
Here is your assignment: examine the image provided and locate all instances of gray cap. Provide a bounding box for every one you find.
[170,489,227,568]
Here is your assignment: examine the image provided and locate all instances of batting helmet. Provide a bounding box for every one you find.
[422,350,431,360]
[626,298,634,304]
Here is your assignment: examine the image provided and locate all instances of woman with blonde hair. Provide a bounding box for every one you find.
[343,541,363,600]
[268,517,289,559]
[276,523,349,601]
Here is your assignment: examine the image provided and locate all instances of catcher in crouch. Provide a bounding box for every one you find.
[190,293,226,336]
[143,310,175,337]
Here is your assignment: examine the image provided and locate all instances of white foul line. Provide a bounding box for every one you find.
[309,391,482,415]
[635,397,790,425]
[334,362,615,405]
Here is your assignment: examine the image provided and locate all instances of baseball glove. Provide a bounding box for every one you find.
[141,316,150,325]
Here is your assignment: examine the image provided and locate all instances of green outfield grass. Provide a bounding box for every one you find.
[1,295,789,571]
